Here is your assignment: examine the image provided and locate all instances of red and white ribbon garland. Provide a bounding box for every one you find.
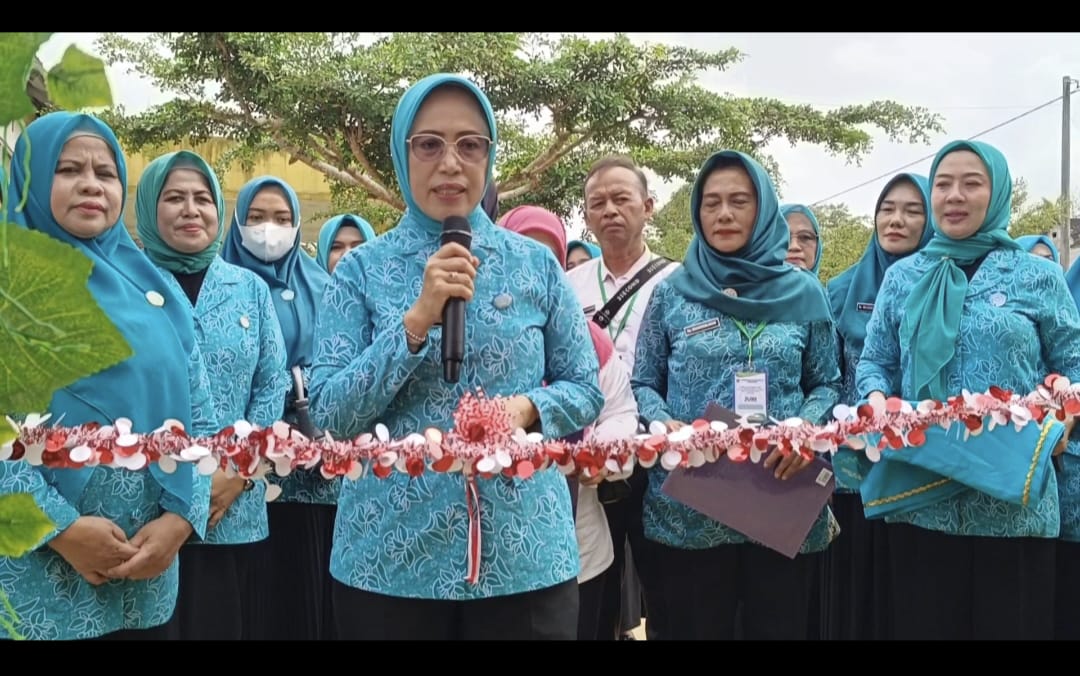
[4,376,1080,486]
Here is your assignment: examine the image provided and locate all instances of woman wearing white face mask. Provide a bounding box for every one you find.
[219,176,337,641]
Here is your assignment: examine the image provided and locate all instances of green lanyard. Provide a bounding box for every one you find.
[731,319,766,367]
[597,262,643,344]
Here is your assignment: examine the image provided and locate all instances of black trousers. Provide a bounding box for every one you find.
[333,578,579,640]
[887,522,1056,640]
[577,568,609,640]
[822,492,891,640]
[168,541,263,640]
[249,502,337,640]
[598,468,665,639]
[655,540,821,640]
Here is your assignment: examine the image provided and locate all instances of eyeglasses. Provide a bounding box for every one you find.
[792,233,819,246]
[406,134,491,164]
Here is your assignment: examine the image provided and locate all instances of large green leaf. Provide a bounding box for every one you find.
[0,492,55,558]
[0,417,16,448]
[46,45,113,111]
[0,587,22,640]
[0,33,52,126]
[0,224,132,413]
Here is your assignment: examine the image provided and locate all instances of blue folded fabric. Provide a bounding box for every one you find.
[857,412,1063,519]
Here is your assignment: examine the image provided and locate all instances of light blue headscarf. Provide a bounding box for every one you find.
[1016,234,1059,263]
[1066,255,1080,311]
[780,203,823,274]
[219,176,330,369]
[389,73,499,237]
[567,239,601,260]
[828,174,934,357]
[901,140,1022,401]
[135,151,226,273]
[4,112,199,508]
[315,213,376,272]
[667,150,832,323]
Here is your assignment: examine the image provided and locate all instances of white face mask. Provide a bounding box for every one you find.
[239,222,300,263]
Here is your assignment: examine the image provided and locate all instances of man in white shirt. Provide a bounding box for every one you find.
[567,160,678,374]
[567,155,679,641]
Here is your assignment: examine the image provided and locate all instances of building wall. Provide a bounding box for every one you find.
[122,138,336,244]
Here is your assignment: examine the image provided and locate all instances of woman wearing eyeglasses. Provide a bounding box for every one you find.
[308,73,604,640]
[781,204,822,276]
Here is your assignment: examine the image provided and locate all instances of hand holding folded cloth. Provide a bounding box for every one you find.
[858,394,1067,520]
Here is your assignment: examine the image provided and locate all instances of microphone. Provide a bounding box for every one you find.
[441,215,472,383]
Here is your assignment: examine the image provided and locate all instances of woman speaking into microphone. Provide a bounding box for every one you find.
[308,73,604,640]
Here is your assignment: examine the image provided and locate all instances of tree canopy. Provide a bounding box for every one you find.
[98,32,945,232]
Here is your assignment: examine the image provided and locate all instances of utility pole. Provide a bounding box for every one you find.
[1062,76,1077,270]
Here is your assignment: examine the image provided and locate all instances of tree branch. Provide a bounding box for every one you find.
[210,35,400,209]
[500,112,646,195]
[274,135,405,211]
[213,35,258,125]
[343,121,396,203]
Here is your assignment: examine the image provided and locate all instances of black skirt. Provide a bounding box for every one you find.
[248,502,337,640]
[168,541,264,640]
[823,492,891,640]
[887,521,1056,640]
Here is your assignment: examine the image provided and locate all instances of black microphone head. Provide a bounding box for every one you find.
[441,215,472,249]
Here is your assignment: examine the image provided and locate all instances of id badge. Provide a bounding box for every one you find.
[734,364,768,422]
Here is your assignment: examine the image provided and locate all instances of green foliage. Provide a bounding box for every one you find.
[0,491,55,640]
[98,32,944,225]
[46,45,114,111]
[0,33,52,126]
[0,33,126,639]
[0,492,55,559]
[1009,176,1075,241]
[649,183,693,260]
[0,34,131,414]
[0,226,133,413]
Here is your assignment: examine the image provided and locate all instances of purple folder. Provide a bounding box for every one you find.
[661,402,835,559]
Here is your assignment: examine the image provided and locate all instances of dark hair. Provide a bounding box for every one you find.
[481,182,499,221]
[584,155,650,198]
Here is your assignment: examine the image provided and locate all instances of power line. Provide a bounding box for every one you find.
[799,101,1043,112]
[810,93,1069,207]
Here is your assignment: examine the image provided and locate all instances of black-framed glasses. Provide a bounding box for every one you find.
[406,134,491,164]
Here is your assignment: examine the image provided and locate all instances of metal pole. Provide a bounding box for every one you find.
[1062,76,1074,270]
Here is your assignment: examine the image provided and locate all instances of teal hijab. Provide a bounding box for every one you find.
[668,150,832,323]
[4,112,199,508]
[1066,257,1080,311]
[568,239,601,260]
[828,174,934,357]
[135,151,226,273]
[316,213,376,272]
[1016,234,1059,263]
[220,176,329,369]
[780,203,823,274]
[901,140,1021,400]
[389,73,499,238]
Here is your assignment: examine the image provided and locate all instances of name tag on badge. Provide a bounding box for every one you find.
[684,318,720,337]
[734,365,768,422]
[582,304,596,315]
[856,302,874,313]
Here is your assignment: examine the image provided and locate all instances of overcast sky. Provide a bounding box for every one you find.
[37,32,1080,221]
